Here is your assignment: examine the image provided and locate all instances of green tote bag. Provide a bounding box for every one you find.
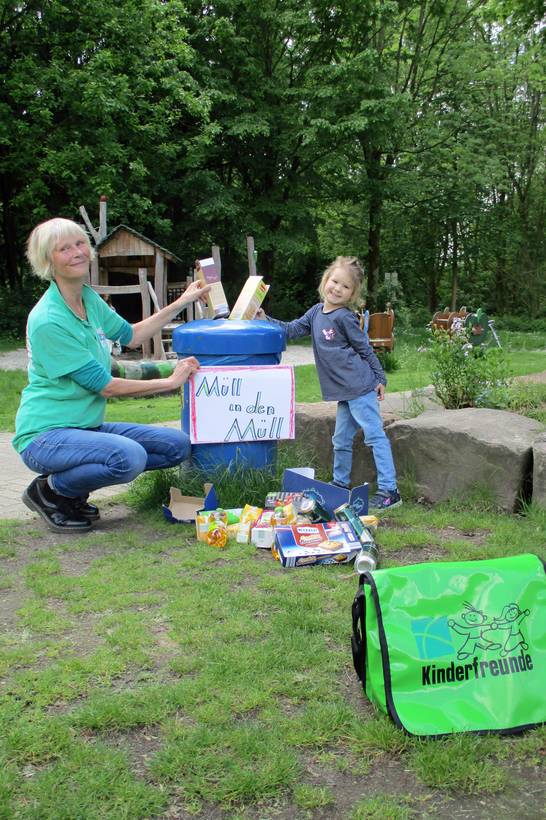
[351,553,546,737]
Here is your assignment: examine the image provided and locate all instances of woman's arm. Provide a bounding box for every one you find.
[101,357,200,398]
[127,281,211,349]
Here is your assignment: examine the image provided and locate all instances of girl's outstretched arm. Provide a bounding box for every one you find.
[257,306,316,341]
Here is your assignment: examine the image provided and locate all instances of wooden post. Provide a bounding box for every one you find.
[90,256,100,286]
[98,196,108,241]
[246,235,257,276]
[79,206,99,243]
[186,272,194,322]
[154,251,165,309]
[211,244,221,276]
[138,268,152,358]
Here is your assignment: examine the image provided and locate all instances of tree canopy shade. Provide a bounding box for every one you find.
[0,0,544,318]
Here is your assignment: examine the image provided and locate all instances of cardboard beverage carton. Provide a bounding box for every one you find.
[251,510,276,549]
[195,257,230,319]
[274,520,361,568]
[228,276,270,321]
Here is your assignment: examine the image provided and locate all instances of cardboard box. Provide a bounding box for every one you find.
[229,276,270,321]
[162,484,218,524]
[195,257,230,319]
[282,468,368,519]
[274,520,361,568]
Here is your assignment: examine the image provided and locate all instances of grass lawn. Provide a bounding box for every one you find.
[1,330,545,431]
[0,485,544,818]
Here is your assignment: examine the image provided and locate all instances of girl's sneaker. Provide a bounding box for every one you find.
[368,489,402,512]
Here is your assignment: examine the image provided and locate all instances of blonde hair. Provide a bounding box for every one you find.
[318,256,365,310]
[26,218,95,281]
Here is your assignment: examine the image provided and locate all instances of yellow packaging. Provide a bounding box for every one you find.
[273,502,296,526]
[206,521,228,548]
[196,509,227,542]
[359,515,379,532]
[240,504,263,525]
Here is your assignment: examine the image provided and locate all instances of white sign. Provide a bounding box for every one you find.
[189,365,295,444]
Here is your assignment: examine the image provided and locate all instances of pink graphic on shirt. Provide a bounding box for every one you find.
[322,327,336,341]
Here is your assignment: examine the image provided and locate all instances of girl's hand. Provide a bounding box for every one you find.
[376,383,385,401]
[168,357,200,388]
[255,308,266,320]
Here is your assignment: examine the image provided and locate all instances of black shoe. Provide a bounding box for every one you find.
[22,476,93,534]
[330,480,350,490]
[70,496,100,521]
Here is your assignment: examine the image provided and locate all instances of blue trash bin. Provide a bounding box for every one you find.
[172,319,286,471]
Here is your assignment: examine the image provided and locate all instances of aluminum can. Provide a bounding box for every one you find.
[299,490,330,523]
[354,543,379,574]
[334,502,364,537]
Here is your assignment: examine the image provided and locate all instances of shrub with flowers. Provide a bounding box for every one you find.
[429,322,510,409]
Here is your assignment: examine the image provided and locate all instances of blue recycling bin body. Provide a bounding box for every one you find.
[172,319,286,471]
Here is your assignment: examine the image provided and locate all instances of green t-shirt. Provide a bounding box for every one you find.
[13,282,133,453]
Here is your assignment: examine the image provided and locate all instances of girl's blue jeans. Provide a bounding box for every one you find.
[332,392,397,491]
[20,422,190,498]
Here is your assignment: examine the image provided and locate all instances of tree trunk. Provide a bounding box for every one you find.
[0,173,20,287]
[450,218,458,311]
[367,186,382,310]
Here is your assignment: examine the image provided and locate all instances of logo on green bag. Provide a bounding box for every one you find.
[411,617,455,659]
[449,601,529,659]
[419,601,534,687]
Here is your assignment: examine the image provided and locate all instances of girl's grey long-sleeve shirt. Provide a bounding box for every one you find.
[267,303,386,401]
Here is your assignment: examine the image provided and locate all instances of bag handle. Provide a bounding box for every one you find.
[351,581,367,682]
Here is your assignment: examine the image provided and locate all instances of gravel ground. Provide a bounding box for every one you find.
[0,345,316,370]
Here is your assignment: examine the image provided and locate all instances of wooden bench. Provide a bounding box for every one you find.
[368,303,395,351]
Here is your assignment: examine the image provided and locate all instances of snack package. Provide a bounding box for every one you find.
[196,509,227,542]
[264,491,304,509]
[272,502,297,526]
[206,521,228,548]
[240,504,263,525]
[274,520,361,568]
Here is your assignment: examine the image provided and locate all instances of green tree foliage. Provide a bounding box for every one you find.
[0,0,543,322]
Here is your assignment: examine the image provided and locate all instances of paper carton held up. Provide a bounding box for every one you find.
[229,276,270,321]
[195,257,230,319]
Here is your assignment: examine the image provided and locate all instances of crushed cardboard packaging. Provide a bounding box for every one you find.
[282,468,368,518]
[162,484,218,524]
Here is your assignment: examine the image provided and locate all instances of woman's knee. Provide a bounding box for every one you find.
[159,429,191,466]
[106,440,148,482]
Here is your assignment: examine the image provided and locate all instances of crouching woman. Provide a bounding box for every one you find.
[13,217,209,533]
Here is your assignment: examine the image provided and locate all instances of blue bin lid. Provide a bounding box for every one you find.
[172,319,286,355]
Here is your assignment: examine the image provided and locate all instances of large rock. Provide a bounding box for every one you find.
[532,432,546,508]
[294,401,399,487]
[388,409,544,511]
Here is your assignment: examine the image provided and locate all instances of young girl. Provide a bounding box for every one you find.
[257,256,401,511]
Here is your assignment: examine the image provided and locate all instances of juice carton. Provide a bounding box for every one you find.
[195,257,230,319]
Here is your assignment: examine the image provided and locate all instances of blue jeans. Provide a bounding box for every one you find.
[20,423,190,498]
[332,392,397,491]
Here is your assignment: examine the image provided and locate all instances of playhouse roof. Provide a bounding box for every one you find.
[97,224,181,262]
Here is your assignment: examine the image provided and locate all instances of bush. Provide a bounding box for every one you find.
[0,281,46,338]
[429,327,510,409]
